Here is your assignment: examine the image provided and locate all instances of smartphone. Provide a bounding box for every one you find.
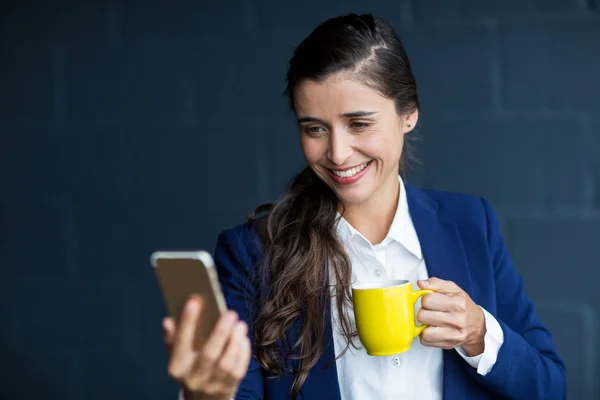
[151,250,228,350]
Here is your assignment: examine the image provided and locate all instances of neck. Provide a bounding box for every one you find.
[339,175,400,245]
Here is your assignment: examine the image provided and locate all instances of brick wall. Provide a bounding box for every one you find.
[1,1,598,399]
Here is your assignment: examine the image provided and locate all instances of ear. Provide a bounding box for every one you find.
[402,109,419,133]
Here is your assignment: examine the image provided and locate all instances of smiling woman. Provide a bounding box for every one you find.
[162,13,567,400]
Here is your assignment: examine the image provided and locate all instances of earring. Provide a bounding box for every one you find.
[407,123,412,128]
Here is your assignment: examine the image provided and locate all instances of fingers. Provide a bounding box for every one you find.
[218,321,248,373]
[233,336,252,380]
[418,309,453,326]
[418,277,461,294]
[164,297,252,398]
[420,292,454,312]
[187,316,249,395]
[214,321,249,386]
[200,311,240,367]
[169,296,203,377]
[420,326,465,349]
[163,317,176,347]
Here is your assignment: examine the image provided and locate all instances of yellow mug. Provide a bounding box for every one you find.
[352,279,433,356]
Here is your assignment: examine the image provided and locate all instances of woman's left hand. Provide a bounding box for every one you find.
[416,277,486,356]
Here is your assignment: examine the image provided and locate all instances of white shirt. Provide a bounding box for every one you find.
[329,176,504,400]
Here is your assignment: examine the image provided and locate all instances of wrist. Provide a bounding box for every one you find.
[462,308,487,356]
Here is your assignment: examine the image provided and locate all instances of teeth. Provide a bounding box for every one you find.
[332,162,369,178]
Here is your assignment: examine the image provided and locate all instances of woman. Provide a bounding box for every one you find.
[163,13,566,400]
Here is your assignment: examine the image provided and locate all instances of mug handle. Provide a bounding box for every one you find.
[411,289,434,338]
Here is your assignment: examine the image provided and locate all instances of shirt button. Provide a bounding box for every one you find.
[393,357,401,367]
[375,268,382,277]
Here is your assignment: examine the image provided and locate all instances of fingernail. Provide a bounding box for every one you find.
[187,299,198,312]
[419,280,430,288]
[227,311,239,323]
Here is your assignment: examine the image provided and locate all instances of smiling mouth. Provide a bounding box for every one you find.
[329,161,372,178]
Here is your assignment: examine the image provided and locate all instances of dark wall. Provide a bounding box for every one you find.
[1,1,599,399]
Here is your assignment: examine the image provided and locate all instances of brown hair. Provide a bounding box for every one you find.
[250,13,420,399]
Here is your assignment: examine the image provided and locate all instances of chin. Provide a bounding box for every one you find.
[331,185,375,207]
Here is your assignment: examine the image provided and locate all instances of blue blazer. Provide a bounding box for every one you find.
[213,183,567,399]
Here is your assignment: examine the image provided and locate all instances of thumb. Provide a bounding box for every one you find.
[163,317,176,349]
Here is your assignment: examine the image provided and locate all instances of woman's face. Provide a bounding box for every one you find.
[293,73,418,209]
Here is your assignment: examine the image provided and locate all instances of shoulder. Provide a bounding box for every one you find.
[409,185,508,275]
[214,217,266,270]
[408,184,499,239]
[423,188,488,219]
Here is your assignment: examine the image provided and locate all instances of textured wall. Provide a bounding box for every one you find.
[1,1,599,399]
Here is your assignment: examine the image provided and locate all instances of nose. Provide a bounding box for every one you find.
[327,130,353,166]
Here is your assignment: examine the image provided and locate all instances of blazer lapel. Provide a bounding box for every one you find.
[405,183,474,400]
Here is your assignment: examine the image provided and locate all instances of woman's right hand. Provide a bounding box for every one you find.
[163,295,252,400]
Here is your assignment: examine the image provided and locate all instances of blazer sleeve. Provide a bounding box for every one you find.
[465,198,567,399]
[213,226,265,400]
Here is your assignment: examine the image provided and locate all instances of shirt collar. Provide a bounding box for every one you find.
[334,175,423,259]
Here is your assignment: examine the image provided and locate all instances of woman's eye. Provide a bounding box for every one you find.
[304,126,325,135]
[350,122,370,129]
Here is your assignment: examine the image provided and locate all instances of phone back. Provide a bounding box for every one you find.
[151,251,227,349]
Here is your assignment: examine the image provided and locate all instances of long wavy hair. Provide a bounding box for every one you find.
[249,13,420,399]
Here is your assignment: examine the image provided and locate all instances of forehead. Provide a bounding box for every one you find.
[293,73,392,117]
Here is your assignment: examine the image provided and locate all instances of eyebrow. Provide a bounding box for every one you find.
[297,111,378,124]
[343,111,378,118]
